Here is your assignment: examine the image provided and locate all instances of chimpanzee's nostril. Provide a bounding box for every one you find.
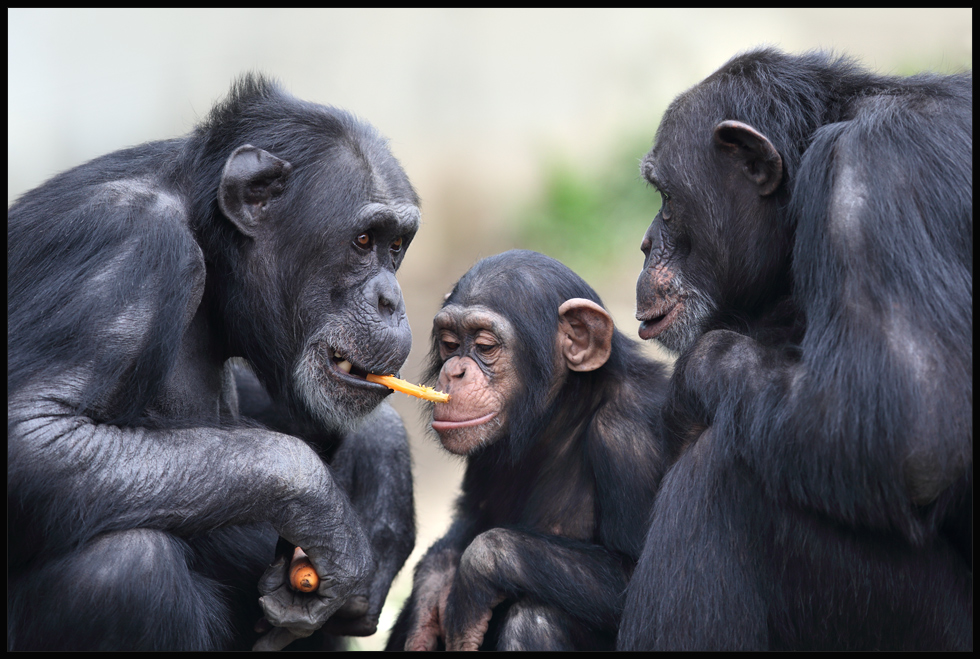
[368,270,405,322]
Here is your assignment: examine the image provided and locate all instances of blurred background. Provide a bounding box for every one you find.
[8,8,971,650]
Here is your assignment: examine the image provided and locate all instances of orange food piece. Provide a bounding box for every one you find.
[289,547,319,593]
[366,374,450,403]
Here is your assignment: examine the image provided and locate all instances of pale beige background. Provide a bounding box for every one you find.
[7,8,971,649]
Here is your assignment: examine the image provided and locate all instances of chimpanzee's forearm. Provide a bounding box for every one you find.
[8,393,362,558]
[447,528,629,634]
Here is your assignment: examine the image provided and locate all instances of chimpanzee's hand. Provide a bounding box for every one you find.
[442,589,506,652]
[403,555,457,651]
[442,534,508,651]
[324,593,377,636]
[252,546,369,651]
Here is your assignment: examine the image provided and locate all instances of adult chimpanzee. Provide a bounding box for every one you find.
[620,49,973,651]
[384,250,679,651]
[8,74,418,651]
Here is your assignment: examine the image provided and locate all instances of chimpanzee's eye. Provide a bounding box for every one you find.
[439,330,460,355]
[391,236,404,253]
[660,192,672,222]
[354,232,373,249]
[474,341,500,361]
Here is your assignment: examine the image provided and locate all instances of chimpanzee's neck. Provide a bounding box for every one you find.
[462,384,600,528]
[716,294,805,348]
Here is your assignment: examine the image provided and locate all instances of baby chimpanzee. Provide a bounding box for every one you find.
[386,250,679,651]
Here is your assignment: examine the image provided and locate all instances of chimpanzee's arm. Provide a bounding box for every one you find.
[325,402,416,636]
[670,321,968,544]
[386,515,479,651]
[7,379,372,590]
[442,528,629,651]
[665,112,972,546]
[436,371,669,650]
[233,364,416,637]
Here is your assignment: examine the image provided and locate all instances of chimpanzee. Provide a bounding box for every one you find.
[384,250,679,651]
[8,74,418,651]
[620,48,972,650]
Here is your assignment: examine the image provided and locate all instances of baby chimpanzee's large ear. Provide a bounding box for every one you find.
[557,298,614,372]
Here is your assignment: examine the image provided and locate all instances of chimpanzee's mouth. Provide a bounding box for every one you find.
[637,301,683,341]
[431,412,497,432]
[328,348,389,391]
[330,349,370,378]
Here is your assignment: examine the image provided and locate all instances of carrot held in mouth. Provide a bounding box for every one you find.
[366,374,450,403]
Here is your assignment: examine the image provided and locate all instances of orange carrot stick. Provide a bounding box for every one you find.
[289,546,319,593]
[366,374,450,403]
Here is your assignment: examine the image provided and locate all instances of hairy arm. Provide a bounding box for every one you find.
[325,402,416,636]
[8,369,372,616]
[670,103,973,543]
[443,528,629,651]
[387,515,479,651]
[233,363,416,638]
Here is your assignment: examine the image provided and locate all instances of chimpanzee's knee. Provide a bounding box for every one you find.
[497,600,575,651]
[10,529,231,650]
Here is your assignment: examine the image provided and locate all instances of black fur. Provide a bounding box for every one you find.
[621,49,972,651]
[8,74,418,650]
[387,250,679,650]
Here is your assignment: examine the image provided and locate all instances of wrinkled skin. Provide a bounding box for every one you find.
[429,304,518,455]
[237,379,417,649]
[403,540,459,651]
[635,114,795,354]
[215,109,420,650]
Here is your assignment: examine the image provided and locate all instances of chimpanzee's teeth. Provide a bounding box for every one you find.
[329,348,362,377]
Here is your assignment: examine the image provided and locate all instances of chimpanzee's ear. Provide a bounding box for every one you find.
[558,298,614,372]
[713,120,783,196]
[218,144,294,237]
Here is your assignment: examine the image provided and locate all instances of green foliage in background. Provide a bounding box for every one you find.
[512,133,662,283]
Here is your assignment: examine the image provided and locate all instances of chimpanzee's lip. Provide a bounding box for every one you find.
[431,412,497,432]
[327,348,391,392]
[637,301,682,340]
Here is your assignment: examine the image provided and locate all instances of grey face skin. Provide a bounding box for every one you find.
[635,93,792,354]
[292,200,420,435]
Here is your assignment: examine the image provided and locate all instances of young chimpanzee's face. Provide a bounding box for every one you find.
[429,304,517,455]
